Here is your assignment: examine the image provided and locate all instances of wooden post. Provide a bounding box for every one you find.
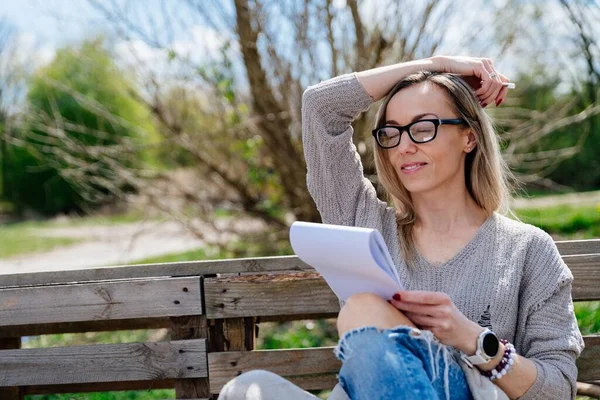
[208,317,256,399]
[0,337,23,400]
[170,315,211,399]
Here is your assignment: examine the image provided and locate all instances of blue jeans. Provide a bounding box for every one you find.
[334,325,474,400]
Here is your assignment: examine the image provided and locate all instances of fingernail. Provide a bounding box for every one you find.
[482,102,487,108]
[495,99,500,107]
[392,293,401,301]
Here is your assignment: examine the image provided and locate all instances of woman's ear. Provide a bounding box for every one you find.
[464,130,477,153]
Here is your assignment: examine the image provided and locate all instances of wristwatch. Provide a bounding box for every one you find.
[460,329,500,367]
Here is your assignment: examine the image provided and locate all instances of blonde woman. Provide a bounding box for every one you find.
[218,56,584,400]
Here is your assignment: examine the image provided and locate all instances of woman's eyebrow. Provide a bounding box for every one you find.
[385,113,438,125]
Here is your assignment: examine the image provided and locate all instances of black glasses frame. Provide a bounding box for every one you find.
[372,118,466,149]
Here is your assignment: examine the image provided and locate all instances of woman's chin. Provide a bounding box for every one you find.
[398,179,433,194]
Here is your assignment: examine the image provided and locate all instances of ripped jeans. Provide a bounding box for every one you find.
[334,325,473,400]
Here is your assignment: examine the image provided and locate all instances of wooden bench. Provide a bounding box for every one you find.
[0,239,599,399]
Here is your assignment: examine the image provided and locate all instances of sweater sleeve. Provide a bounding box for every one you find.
[515,229,584,400]
[301,73,394,229]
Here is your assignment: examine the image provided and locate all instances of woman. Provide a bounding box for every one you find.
[218,56,584,400]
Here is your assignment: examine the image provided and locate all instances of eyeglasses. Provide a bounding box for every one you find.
[372,118,466,149]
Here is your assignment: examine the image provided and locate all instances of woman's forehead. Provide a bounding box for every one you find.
[386,83,453,124]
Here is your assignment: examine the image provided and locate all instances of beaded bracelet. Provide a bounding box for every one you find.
[480,339,516,381]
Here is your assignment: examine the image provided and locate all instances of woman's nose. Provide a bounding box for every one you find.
[396,131,417,154]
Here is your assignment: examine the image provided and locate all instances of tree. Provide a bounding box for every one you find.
[72,0,600,250]
[3,38,152,215]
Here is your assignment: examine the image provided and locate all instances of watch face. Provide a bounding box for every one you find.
[482,332,500,358]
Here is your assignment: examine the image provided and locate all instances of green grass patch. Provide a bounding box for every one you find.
[0,224,81,258]
[0,210,159,259]
[513,203,600,238]
[25,389,175,400]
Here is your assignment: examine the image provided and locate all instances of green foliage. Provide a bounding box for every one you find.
[26,390,176,400]
[257,320,338,350]
[575,302,600,335]
[3,37,152,216]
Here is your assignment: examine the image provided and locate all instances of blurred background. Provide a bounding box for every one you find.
[0,0,598,399]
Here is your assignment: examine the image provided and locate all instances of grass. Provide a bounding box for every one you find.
[0,210,159,259]
[0,224,81,258]
[513,203,600,239]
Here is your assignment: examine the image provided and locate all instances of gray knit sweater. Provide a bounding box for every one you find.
[302,73,584,400]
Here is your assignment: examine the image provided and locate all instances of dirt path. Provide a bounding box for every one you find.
[0,218,263,276]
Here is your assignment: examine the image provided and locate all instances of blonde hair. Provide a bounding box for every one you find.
[372,71,513,265]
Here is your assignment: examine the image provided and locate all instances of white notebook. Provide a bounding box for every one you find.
[289,221,404,301]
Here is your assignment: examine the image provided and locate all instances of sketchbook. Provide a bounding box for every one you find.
[289,221,404,302]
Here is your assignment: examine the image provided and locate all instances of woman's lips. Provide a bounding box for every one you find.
[400,162,427,174]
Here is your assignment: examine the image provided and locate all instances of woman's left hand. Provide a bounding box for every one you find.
[390,290,484,354]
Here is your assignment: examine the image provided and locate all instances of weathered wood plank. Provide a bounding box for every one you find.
[204,273,340,319]
[0,337,23,400]
[0,256,310,288]
[208,337,600,393]
[567,254,600,301]
[0,339,207,387]
[577,335,600,382]
[0,277,202,327]
[171,315,211,398]
[557,239,600,256]
[204,263,600,319]
[208,347,340,393]
[0,317,170,338]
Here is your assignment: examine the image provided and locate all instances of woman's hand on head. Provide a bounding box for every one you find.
[429,55,510,108]
[390,290,484,354]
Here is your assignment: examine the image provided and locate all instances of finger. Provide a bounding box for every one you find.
[474,59,494,98]
[406,313,439,328]
[495,73,510,106]
[479,61,503,106]
[390,299,444,317]
[396,290,450,305]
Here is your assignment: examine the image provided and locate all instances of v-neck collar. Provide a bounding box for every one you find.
[413,213,497,269]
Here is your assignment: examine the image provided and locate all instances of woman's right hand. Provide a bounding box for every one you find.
[430,55,509,108]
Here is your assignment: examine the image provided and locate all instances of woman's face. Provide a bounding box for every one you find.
[384,82,474,195]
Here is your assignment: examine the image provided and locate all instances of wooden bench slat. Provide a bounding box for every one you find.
[557,239,600,256]
[566,254,600,300]
[204,273,339,319]
[577,336,600,382]
[0,277,202,327]
[0,339,207,387]
[0,256,310,288]
[208,347,340,393]
[208,336,600,392]
[204,255,600,319]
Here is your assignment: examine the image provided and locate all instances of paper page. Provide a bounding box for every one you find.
[371,230,402,284]
[290,221,403,301]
